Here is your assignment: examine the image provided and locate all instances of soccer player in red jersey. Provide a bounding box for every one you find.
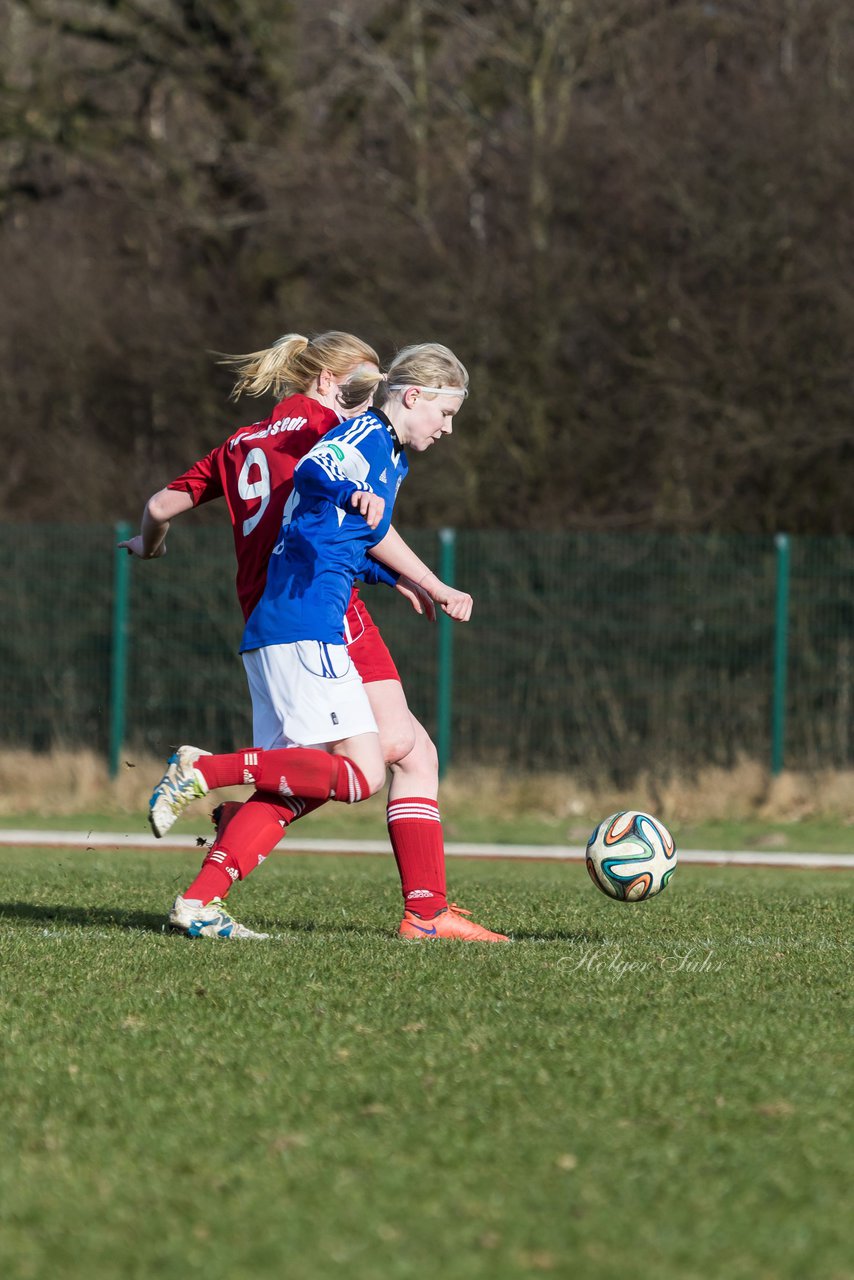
[122,331,506,941]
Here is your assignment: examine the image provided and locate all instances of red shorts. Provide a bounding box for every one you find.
[344,588,401,685]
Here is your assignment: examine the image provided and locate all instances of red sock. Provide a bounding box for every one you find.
[195,749,367,803]
[183,793,328,902]
[387,797,448,917]
[182,860,234,905]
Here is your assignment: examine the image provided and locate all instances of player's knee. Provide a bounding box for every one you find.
[380,722,417,767]
[414,727,439,775]
[390,722,438,778]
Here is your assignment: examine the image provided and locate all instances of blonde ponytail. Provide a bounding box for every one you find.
[218,331,380,401]
[337,368,386,412]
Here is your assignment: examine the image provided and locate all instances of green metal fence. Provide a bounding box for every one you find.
[1,523,852,779]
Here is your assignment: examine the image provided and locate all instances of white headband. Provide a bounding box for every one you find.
[387,384,468,399]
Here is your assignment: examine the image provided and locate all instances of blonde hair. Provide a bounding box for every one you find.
[219,331,380,400]
[341,342,469,412]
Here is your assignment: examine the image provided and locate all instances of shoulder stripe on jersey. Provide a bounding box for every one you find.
[336,412,374,436]
[336,417,384,450]
[310,453,348,484]
[309,452,374,494]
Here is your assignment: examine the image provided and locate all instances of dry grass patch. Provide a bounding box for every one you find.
[1,749,853,829]
[439,760,854,830]
[0,748,253,818]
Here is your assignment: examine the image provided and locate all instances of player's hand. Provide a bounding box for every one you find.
[431,582,473,622]
[416,571,473,622]
[351,490,385,529]
[395,576,437,621]
[117,535,165,559]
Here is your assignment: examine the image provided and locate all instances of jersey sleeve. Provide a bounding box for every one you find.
[293,437,375,510]
[358,554,399,588]
[167,448,223,507]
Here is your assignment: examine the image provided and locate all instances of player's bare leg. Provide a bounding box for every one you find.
[328,730,386,798]
[365,680,508,942]
[367,679,419,786]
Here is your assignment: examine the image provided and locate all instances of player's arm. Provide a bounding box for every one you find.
[358,541,437,620]
[294,443,385,529]
[370,526,472,622]
[118,487,195,559]
[119,448,222,558]
[359,556,398,589]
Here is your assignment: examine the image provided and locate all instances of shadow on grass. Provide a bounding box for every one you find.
[0,900,168,933]
[507,928,607,943]
[0,900,394,939]
[0,901,598,945]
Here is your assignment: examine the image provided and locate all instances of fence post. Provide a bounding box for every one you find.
[436,527,456,778]
[771,532,790,776]
[109,523,132,779]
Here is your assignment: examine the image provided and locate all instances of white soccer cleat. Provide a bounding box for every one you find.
[148,745,211,838]
[168,895,270,941]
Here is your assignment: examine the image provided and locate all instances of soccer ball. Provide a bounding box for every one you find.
[585,811,677,902]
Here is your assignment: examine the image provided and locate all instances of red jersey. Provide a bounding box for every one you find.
[168,395,338,620]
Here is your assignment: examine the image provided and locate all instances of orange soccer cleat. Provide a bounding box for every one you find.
[398,903,510,942]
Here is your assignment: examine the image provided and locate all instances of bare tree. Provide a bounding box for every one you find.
[2,0,854,532]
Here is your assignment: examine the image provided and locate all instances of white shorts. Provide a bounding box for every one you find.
[242,641,379,750]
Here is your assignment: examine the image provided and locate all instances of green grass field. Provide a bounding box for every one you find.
[0,844,851,1280]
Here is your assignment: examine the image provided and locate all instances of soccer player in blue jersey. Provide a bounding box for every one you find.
[149,343,509,942]
[123,331,458,928]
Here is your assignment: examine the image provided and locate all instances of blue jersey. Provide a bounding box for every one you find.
[241,409,408,650]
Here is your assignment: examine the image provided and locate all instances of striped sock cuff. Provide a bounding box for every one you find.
[387,798,441,825]
[280,796,306,820]
[336,757,369,804]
